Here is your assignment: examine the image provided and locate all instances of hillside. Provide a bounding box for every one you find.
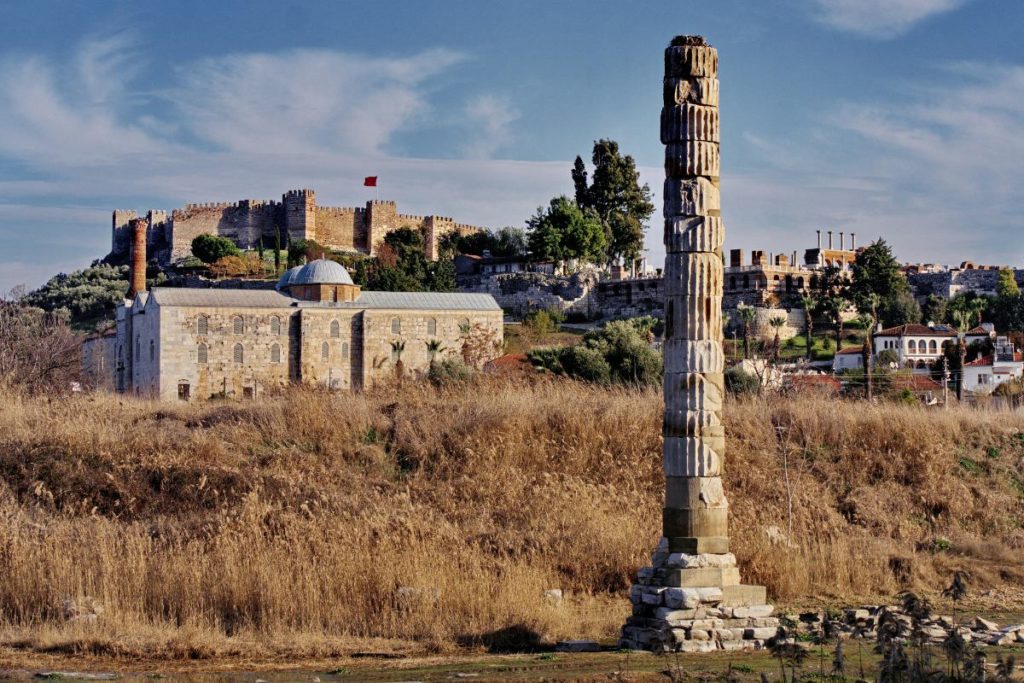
[1,379,1023,661]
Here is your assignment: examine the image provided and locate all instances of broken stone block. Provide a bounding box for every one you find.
[679,640,717,653]
[744,627,778,640]
[689,628,711,641]
[641,587,666,605]
[976,617,999,631]
[664,587,701,609]
[733,605,776,619]
[990,632,1016,646]
[666,552,737,569]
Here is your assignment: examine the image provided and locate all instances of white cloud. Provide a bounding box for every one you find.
[462,94,521,159]
[811,0,970,38]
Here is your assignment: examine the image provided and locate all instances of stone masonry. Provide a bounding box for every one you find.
[620,36,777,653]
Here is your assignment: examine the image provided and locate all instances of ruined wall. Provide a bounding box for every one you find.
[457,269,601,318]
[908,269,1024,300]
[594,278,664,319]
[168,201,281,261]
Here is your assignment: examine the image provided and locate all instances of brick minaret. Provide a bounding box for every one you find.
[128,217,147,299]
[620,36,777,653]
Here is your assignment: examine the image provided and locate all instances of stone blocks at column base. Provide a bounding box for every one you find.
[665,566,740,587]
[667,536,730,554]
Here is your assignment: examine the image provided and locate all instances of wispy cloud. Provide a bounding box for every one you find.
[462,94,521,159]
[0,37,566,290]
[811,0,970,38]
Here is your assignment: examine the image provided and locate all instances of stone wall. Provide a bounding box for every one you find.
[908,268,1024,300]
[456,268,601,318]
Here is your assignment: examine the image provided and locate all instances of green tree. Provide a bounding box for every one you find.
[997,268,1020,298]
[849,240,911,327]
[22,262,140,330]
[365,227,455,293]
[921,294,947,325]
[191,234,241,264]
[768,315,787,363]
[882,290,923,327]
[990,269,1023,332]
[527,196,606,265]
[572,139,655,265]
[801,295,817,361]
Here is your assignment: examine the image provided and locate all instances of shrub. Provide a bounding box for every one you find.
[525,347,565,374]
[191,234,241,264]
[725,366,760,395]
[427,358,474,386]
[21,262,131,329]
[523,308,565,336]
[559,345,611,384]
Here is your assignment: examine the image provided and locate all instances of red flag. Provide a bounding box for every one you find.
[364,176,377,187]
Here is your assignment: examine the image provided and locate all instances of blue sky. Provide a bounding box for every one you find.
[0,0,1021,291]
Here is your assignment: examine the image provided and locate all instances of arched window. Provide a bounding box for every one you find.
[197,343,208,364]
[917,360,927,369]
[149,339,155,361]
[742,274,750,289]
[428,318,437,336]
[233,343,243,364]
[908,339,917,353]
[459,318,471,335]
[729,276,736,291]
[197,315,208,335]
[391,317,401,334]
[929,340,937,352]
[330,320,340,338]
[796,277,805,288]
[270,316,280,335]
[321,341,329,361]
[233,316,244,335]
[342,341,349,358]
[271,343,281,364]
[328,288,336,302]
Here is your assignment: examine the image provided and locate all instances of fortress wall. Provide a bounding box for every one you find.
[315,206,362,252]
[168,202,276,261]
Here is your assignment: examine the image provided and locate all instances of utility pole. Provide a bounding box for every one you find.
[942,356,950,409]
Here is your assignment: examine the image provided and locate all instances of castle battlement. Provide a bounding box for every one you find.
[368,199,397,207]
[284,189,315,199]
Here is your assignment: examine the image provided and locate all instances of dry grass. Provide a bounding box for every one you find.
[1,378,1024,661]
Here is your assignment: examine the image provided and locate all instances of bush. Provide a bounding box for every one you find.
[22,262,130,329]
[523,308,565,336]
[525,318,661,386]
[191,234,241,264]
[725,366,760,396]
[427,358,474,387]
[559,345,611,384]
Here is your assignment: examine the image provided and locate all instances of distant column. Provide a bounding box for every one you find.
[128,218,147,300]
[620,36,776,653]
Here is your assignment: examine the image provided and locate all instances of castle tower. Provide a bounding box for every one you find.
[112,209,139,258]
[128,218,147,300]
[620,36,776,654]
[283,189,316,243]
[364,200,397,256]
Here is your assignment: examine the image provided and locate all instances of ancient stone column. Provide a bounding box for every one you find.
[620,35,776,654]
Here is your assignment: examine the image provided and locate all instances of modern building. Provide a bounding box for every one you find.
[873,323,994,372]
[962,337,1024,395]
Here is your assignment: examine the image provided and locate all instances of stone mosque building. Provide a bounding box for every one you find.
[89,220,503,401]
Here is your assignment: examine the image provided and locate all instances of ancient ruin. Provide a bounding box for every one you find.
[619,36,778,653]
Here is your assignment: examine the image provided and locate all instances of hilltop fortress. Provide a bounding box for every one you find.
[110,189,485,265]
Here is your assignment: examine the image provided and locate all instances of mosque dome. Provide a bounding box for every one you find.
[293,259,355,286]
[276,265,303,290]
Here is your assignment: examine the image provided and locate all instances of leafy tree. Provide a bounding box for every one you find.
[191,234,241,264]
[287,238,328,267]
[560,345,612,384]
[725,365,760,396]
[849,240,911,327]
[921,294,947,325]
[572,139,655,265]
[768,315,787,363]
[527,196,606,265]
[997,268,1020,298]
[442,226,529,259]
[801,295,817,361]
[882,290,922,327]
[22,262,137,330]
[526,317,661,386]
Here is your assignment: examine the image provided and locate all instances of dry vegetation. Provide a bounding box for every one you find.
[1,378,1024,662]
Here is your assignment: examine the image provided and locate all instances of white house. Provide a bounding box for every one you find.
[962,337,1024,395]
[873,323,994,373]
[832,346,864,372]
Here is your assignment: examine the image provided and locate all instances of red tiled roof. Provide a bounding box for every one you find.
[875,324,956,337]
[965,326,993,335]
[836,346,864,355]
[891,374,942,391]
[965,355,994,367]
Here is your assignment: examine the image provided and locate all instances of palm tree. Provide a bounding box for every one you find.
[768,315,787,363]
[951,302,985,401]
[801,296,817,361]
[390,339,406,379]
[737,303,757,360]
[859,293,880,400]
[425,339,446,367]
